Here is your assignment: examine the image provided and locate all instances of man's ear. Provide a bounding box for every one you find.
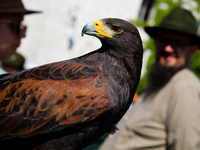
[188,45,198,62]
[191,45,198,56]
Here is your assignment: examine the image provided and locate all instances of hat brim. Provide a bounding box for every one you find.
[145,26,200,48]
[0,8,41,14]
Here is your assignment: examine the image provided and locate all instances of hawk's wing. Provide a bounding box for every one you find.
[0,61,111,138]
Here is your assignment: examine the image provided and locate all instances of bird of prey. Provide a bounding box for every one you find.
[0,18,143,150]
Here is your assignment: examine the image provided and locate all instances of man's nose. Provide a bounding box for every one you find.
[18,25,26,38]
[164,45,174,53]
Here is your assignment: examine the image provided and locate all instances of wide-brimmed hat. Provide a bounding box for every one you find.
[0,0,41,14]
[145,7,200,47]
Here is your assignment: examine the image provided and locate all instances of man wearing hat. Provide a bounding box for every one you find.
[0,0,40,74]
[99,7,200,150]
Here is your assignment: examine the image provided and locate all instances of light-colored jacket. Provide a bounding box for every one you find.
[99,69,200,150]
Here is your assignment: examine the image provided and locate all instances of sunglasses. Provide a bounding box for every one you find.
[156,37,192,53]
[0,19,27,35]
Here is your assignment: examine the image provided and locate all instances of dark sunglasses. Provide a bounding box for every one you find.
[0,19,27,35]
[156,37,192,53]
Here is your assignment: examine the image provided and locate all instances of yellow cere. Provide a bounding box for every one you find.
[94,20,113,38]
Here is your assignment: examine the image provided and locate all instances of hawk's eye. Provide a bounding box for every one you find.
[112,26,122,33]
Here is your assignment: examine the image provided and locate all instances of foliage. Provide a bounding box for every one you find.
[191,50,200,79]
[132,0,200,94]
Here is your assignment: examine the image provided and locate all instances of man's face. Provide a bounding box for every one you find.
[155,29,198,68]
[0,13,25,60]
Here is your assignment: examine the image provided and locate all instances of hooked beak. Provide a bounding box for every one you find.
[81,21,97,37]
[81,20,113,38]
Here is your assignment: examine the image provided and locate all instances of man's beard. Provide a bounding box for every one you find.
[145,62,189,97]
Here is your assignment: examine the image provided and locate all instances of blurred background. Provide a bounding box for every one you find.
[19,0,200,94]
[14,1,200,149]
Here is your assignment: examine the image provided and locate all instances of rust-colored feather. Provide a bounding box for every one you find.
[0,63,109,138]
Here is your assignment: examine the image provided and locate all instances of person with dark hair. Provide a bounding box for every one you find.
[0,0,40,74]
[99,7,200,150]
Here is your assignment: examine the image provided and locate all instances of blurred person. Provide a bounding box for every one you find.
[99,7,200,150]
[2,53,25,73]
[0,0,40,74]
